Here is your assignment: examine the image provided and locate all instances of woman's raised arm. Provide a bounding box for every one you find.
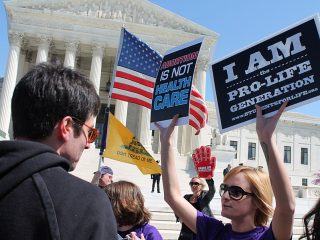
[156,115,198,233]
[255,102,295,239]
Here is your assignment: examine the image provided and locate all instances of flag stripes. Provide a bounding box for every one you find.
[111,93,151,109]
[112,66,156,108]
[110,28,162,109]
[115,68,155,88]
[189,86,208,135]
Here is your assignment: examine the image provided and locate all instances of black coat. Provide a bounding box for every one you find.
[0,140,118,240]
[177,179,216,240]
[151,173,161,179]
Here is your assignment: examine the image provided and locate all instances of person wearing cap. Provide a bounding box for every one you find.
[91,166,114,188]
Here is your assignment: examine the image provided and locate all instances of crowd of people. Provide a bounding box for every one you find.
[0,62,319,240]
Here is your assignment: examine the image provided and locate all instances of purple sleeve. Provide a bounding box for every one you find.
[261,223,289,240]
[196,211,225,240]
[142,224,163,240]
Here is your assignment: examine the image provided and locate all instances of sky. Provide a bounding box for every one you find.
[1,1,320,117]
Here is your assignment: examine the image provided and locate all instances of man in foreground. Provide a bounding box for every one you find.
[0,63,118,240]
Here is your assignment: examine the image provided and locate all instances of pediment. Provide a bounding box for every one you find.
[5,0,217,37]
[283,111,320,125]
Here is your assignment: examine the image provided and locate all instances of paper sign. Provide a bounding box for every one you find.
[210,15,320,133]
[150,38,203,129]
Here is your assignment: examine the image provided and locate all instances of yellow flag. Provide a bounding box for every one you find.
[103,113,161,175]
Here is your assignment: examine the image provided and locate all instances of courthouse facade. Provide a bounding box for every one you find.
[1,0,320,197]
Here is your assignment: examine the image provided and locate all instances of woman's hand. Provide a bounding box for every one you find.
[125,232,145,240]
[255,101,288,141]
[155,114,179,145]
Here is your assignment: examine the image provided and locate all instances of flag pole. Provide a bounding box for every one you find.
[97,103,110,171]
[96,28,125,171]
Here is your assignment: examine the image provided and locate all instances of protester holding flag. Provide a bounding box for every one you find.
[156,101,295,240]
[105,181,163,240]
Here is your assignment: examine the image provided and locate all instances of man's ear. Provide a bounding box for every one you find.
[58,116,73,142]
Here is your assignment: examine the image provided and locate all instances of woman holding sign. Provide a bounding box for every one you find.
[156,102,295,240]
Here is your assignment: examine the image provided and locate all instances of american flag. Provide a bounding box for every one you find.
[189,86,209,135]
[111,28,163,109]
[111,28,208,134]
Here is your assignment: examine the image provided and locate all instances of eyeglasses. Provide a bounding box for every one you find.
[189,182,201,187]
[219,183,254,201]
[71,117,99,143]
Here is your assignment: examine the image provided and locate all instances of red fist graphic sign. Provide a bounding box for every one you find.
[192,146,216,179]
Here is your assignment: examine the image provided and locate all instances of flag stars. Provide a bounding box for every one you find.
[118,29,163,78]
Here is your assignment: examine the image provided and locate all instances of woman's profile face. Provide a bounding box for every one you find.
[220,172,257,221]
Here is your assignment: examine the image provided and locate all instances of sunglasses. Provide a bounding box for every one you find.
[71,117,99,143]
[189,182,201,187]
[219,183,254,201]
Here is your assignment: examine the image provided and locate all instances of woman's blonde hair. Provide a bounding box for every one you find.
[190,176,207,190]
[224,166,273,226]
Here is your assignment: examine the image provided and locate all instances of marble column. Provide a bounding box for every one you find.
[114,100,128,126]
[36,35,51,64]
[171,128,179,153]
[191,61,207,148]
[63,41,78,69]
[0,32,23,138]
[153,130,160,153]
[89,45,104,93]
[16,49,27,83]
[180,125,192,154]
[89,45,104,130]
[138,107,152,150]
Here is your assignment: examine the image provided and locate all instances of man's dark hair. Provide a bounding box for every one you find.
[11,62,100,140]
